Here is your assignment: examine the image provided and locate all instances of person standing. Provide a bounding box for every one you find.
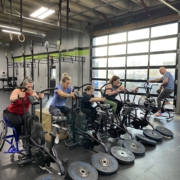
[148,67,174,116]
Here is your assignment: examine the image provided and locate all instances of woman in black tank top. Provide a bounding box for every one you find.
[105,76,126,117]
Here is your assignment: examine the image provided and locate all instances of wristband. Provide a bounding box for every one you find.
[67,94,70,98]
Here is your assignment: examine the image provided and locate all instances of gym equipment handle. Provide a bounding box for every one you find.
[40,87,58,93]
[16,86,27,92]
[73,83,91,91]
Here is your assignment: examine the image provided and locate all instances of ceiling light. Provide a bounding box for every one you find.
[2,29,21,35]
[30,7,48,18]
[38,9,55,19]
[0,24,46,38]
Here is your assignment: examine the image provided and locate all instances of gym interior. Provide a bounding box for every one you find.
[0,0,180,180]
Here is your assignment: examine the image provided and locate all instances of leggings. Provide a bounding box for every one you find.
[4,109,30,140]
[104,99,117,114]
[81,107,96,124]
[156,89,174,110]
[106,98,123,116]
[49,105,71,124]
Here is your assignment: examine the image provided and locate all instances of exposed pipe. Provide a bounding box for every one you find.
[1,0,89,36]
[159,0,180,16]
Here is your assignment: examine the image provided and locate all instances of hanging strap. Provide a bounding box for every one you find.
[18,0,25,42]
[9,0,13,40]
[66,0,70,51]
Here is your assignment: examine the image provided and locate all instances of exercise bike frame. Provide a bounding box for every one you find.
[17,87,66,176]
[64,83,109,153]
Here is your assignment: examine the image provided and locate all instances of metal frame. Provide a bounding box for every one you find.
[90,21,178,105]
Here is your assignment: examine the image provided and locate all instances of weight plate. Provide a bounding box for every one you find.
[110,146,135,165]
[122,139,145,156]
[68,161,98,180]
[35,173,63,180]
[155,126,173,138]
[91,152,118,175]
[0,120,7,152]
[136,134,156,146]
[143,129,162,141]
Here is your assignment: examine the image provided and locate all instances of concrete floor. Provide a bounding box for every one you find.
[0,90,180,180]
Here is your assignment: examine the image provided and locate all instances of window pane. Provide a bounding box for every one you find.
[147,83,174,96]
[126,69,147,80]
[94,91,101,97]
[150,53,176,66]
[108,57,125,67]
[92,58,107,67]
[93,36,107,46]
[92,47,107,57]
[149,69,175,80]
[150,38,177,52]
[109,32,126,44]
[92,80,106,89]
[108,44,126,55]
[92,70,106,79]
[127,41,149,54]
[151,23,178,38]
[128,28,149,41]
[108,70,125,79]
[127,55,148,66]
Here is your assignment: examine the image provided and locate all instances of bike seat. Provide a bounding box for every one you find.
[52,116,67,124]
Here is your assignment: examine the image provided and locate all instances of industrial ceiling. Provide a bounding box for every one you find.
[0,0,180,43]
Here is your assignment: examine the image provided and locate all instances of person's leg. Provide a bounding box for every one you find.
[60,105,71,115]
[60,106,71,125]
[107,98,123,117]
[81,108,93,123]
[5,111,23,140]
[49,105,62,116]
[155,89,173,116]
[49,106,62,144]
[104,99,117,114]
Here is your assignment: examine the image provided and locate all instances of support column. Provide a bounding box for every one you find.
[176,20,180,114]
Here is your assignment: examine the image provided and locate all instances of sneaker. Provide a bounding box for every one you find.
[55,134,59,144]
[165,101,170,105]
[154,112,162,116]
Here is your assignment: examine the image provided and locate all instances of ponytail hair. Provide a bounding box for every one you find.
[84,85,94,91]
[109,75,120,83]
[61,72,71,83]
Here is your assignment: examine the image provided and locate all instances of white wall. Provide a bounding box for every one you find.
[0,46,10,89]
[10,28,90,91]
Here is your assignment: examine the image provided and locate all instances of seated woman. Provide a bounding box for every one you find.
[49,73,75,144]
[4,78,44,140]
[105,75,137,117]
[81,85,117,124]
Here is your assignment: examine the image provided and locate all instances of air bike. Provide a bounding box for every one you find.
[122,86,174,145]
[64,83,119,177]
[0,87,68,178]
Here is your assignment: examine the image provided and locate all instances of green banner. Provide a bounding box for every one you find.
[11,49,90,62]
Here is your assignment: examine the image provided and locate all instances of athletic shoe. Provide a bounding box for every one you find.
[55,134,59,144]
[154,112,162,116]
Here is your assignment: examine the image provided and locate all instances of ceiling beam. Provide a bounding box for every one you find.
[101,0,131,11]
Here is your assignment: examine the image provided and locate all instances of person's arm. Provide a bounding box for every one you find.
[9,89,22,102]
[119,85,126,92]
[31,91,44,99]
[148,77,163,83]
[57,86,74,98]
[105,84,120,96]
[89,97,105,102]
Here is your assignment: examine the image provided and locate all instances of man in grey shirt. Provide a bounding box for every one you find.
[148,67,174,116]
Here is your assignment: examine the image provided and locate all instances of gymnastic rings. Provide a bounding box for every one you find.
[18,33,25,42]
